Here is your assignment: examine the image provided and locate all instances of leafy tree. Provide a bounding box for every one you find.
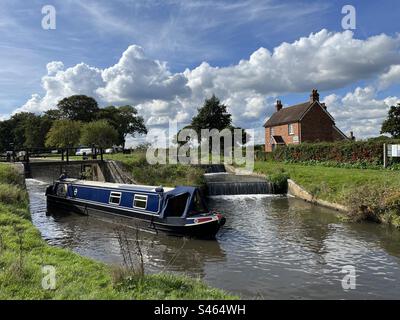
[381,103,400,138]
[0,112,51,151]
[0,120,15,152]
[56,95,100,122]
[9,112,38,149]
[181,95,250,152]
[80,120,119,148]
[45,120,82,148]
[43,109,63,121]
[97,105,147,149]
[191,95,232,134]
[23,115,53,149]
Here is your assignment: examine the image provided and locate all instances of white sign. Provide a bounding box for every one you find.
[389,144,400,157]
[293,135,299,143]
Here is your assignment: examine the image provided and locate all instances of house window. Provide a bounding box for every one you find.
[109,191,121,205]
[133,194,148,209]
[288,123,295,135]
[270,127,275,136]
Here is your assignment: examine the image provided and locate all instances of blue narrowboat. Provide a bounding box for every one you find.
[45,178,225,238]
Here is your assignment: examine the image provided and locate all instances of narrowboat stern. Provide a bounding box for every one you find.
[45,178,225,238]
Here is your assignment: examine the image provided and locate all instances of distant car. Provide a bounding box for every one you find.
[76,148,93,156]
[104,148,114,154]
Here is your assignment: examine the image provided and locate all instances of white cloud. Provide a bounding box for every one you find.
[14,29,400,141]
[14,62,103,114]
[323,86,399,139]
[97,45,190,104]
[379,64,400,89]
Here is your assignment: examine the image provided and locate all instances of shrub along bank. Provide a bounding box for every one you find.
[253,161,400,228]
[105,152,206,187]
[268,139,400,168]
[0,163,234,299]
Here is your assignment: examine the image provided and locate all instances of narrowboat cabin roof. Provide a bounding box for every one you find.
[58,178,175,193]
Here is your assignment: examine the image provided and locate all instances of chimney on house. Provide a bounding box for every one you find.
[310,88,319,102]
[321,102,327,110]
[276,100,283,112]
[350,131,355,141]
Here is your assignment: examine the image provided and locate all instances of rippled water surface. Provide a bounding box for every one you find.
[27,179,400,299]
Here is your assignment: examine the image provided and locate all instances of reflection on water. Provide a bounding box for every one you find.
[27,179,400,299]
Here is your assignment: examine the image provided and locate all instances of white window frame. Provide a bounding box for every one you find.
[133,194,148,209]
[288,123,295,135]
[270,127,275,136]
[109,191,122,205]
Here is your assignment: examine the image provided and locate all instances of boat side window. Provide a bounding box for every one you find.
[109,191,122,205]
[56,183,67,197]
[133,194,148,209]
[164,193,189,217]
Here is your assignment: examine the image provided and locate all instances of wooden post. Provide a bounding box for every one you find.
[383,143,387,168]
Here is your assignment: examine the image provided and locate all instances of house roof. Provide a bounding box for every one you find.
[264,102,311,127]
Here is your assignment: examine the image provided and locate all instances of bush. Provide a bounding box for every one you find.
[115,152,206,187]
[0,164,24,186]
[0,184,28,207]
[267,170,289,194]
[345,186,400,225]
[271,139,400,167]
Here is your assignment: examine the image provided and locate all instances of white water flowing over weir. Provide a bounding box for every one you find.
[204,172,275,195]
[201,164,277,196]
[26,178,400,299]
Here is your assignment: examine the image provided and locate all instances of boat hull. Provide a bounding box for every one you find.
[46,195,225,239]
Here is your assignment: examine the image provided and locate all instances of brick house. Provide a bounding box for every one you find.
[264,89,349,152]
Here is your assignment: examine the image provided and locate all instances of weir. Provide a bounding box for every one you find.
[204,172,275,195]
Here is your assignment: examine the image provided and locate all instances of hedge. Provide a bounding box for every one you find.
[267,139,400,165]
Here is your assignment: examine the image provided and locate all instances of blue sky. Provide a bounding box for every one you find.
[1,0,400,142]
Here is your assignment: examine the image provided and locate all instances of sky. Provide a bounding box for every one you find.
[1,0,400,145]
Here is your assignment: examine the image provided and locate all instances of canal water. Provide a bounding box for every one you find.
[27,179,400,299]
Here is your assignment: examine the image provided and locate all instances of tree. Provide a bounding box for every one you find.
[0,112,53,151]
[24,115,53,149]
[56,95,100,122]
[0,120,15,152]
[80,120,119,148]
[43,109,63,121]
[190,95,232,134]
[9,112,38,149]
[381,103,400,138]
[45,120,82,148]
[181,95,250,152]
[97,105,147,149]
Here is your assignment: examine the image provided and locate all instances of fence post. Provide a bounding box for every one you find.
[383,143,387,168]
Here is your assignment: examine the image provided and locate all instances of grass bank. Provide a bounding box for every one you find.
[0,163,235,299]
[105,153,206,187]
[253,161,400,227]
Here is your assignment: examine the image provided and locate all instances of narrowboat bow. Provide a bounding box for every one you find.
[45,178,225,238]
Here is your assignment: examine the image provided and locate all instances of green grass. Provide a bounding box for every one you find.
[254,161,400,205]
[105,152,206,187]
[253,161,400,227]
[0,163,235,300]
